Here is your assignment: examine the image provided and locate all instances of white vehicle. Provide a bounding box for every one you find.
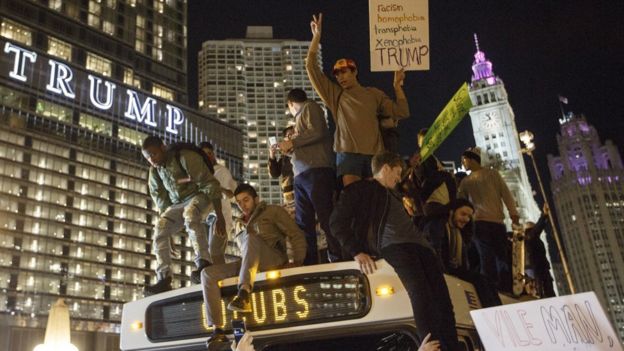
[121,260,518,351]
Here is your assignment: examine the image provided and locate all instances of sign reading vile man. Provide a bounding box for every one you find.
[369,0,430,71]
[470,292,623,351]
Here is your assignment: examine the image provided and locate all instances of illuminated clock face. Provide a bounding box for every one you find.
[481,111,500,130]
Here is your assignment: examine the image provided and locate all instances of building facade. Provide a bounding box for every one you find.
[198,26,323,203]
[547,113,624,339]
[465,36,558,290]
[0,1,243,350]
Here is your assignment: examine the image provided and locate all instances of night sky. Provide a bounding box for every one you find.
[187,0,624,192]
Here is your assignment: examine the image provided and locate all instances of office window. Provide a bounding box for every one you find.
[79,113,112,136]
[88,0,102,28]
[49,0,62,11]
[103,20,115,36]
[0,19,32,45]
[86,52,112,77]
[0,86,29,110]
[152,83,174,101]
[123,68,141,89]
[48,37,72,61]
[118,126,147,146]
[31,140,70,158]
[36,100,72,123]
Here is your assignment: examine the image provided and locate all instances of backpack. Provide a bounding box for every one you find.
[166,142,215,176]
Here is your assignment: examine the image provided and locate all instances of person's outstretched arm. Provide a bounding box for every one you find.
[305,13,341,120]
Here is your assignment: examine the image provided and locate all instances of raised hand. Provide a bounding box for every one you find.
[310,13,323,38]
[394,69,405,88]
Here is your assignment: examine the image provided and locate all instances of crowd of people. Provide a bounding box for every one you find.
[139,12,555,351]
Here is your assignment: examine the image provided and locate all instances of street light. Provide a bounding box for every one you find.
[519,130,576,294]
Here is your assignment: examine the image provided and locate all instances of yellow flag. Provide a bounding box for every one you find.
[419,83,473,161]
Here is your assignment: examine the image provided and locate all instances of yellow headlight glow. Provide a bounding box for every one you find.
[375,286,395,297]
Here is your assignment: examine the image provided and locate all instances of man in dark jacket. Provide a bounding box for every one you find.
[524,204,556,298]
[330,152,460,351]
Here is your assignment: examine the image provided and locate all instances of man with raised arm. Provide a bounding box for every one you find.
[306,13,410,187]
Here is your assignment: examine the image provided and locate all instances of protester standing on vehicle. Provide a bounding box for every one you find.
[524,203,556,298]
[141,136,224,295]
[278,88,340,264]
[331,152,461,351]
[458,147,519,293]
[199,142,237,265]
[306,13,410,187]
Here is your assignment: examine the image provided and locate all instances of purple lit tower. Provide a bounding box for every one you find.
[548,113,624,339]
[466,35,551,276]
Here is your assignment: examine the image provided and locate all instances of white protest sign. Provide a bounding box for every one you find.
[470,292,623,350]
[369,0,429,71]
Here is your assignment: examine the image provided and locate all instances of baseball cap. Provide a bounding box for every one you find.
[332,58,357,74]
[462,147,482,164]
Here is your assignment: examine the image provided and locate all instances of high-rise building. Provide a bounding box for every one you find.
[547,113,624,339]
[465,36,556,286]
[198,26,323,203]
[0,1,242,350]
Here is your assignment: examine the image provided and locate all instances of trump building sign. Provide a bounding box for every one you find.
[2,41,185,135]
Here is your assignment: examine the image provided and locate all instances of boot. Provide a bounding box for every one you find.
[144,276,172,296]
[227,288,251,312]
[190,259,212,284]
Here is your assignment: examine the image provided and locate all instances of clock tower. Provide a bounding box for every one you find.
[466,35,543,230]
[467,34,557,292]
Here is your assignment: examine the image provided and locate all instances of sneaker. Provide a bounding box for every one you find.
[144,276,172,296]
[227,288,252,313]
[206,328,229,350]
[190,259,212,285]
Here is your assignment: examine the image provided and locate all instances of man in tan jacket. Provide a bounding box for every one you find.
[306,13,410,187]
[202,184,306,346]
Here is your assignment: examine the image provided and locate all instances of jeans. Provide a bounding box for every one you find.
[206,214,228,265]
[473,221,512,293]
[201,231,287,327]
[153,194,212,279]
[382,243,461,351]
[294,167,341,264]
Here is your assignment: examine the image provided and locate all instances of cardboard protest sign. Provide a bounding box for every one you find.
[369,0,430,71]
[470,292,623,351]
[419,83,472,161]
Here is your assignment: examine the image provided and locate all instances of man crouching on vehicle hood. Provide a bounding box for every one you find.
[330,151,461,351]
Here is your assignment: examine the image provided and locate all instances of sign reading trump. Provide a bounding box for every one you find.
[369,0,429,71]
[470,292,623,351]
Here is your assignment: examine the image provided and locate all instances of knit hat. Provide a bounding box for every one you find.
[462,147,481,164]
[333,58,357,74]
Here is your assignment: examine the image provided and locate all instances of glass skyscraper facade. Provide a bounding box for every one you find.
[198,26,323,204]
[0,1,242,350]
